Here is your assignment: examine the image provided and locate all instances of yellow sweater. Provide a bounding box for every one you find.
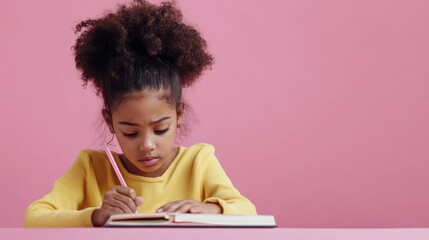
[24,143,257,227]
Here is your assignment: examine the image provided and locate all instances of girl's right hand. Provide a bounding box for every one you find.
[91,185,144,227]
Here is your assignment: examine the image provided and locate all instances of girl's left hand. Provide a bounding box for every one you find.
[156,199,222,214]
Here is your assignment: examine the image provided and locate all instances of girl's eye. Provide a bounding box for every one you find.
[123,132,138,137]
[155,128,169,135]
[122,128,169,137]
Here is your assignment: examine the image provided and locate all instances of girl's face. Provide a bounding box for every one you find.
[103,89,183,178]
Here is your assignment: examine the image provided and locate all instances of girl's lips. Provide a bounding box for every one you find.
[138,157,159,166]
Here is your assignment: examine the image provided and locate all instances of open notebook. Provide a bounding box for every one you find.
[104,213,277,228]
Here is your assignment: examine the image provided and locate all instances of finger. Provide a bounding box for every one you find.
[163,200,196,213]
[112,185,137,200]
[105,205,127,215]
[109,186,138,212]
[176,202,200,213]
[189,205,203,213]
[115,195,137,213]
[160,201,184,213]
[157,200,180,213]
[135,197,144,206]
[105,197,133,214]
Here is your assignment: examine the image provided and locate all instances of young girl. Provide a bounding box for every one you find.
[24,0,256,227]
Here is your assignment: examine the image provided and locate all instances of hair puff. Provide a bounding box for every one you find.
[73,0,214,93]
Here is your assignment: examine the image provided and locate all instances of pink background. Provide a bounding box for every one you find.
[1,0,428,228]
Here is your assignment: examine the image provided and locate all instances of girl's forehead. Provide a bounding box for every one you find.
[113,90,176,121]
[123,89,169,100]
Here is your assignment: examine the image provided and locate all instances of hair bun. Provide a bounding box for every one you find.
[73,0,214,91]
[74,18,128,88]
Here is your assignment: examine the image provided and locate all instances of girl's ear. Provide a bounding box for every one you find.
[176,103,185,127]
[102,109,114,133]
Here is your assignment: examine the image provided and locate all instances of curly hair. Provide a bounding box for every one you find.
[73,0,214,111]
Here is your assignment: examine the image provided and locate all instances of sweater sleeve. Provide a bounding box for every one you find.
[24,150,96,227]
[198,145,257,215]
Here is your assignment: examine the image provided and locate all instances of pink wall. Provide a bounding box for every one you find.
[1,0,428,228]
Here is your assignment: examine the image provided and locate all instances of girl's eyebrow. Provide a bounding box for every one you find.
[118,116,171,126]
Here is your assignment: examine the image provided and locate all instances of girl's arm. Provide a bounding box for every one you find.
[199,145,258,215]
[24,150,99,227]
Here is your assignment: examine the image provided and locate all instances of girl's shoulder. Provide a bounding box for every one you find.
[182,143,215,152]
[180,143,216,158]
[71,149,112,169]
[75,149,107,160]
[178,143,218,167]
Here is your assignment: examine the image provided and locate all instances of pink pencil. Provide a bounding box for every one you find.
[104,146,138,214]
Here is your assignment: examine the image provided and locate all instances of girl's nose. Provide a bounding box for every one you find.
[139,136,155,152]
